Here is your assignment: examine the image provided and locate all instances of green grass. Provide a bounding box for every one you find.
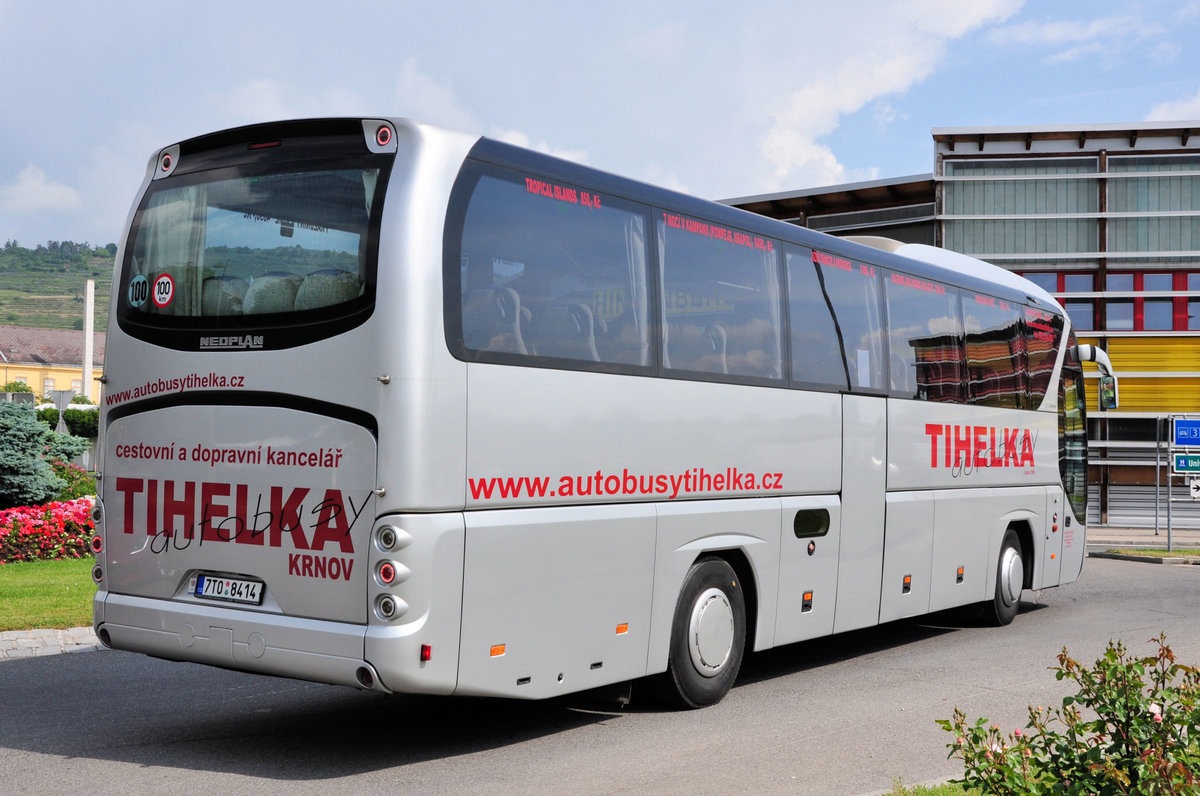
[0,557,96,631]
[1107,548,1200,558]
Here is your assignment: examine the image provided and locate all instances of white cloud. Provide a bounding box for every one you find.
[203,79,369,129]
[637,163,690,195]
[0,165,82,214]
[488,127,589,164]
[1146,86,1200,121]
[872,101,904,132]
[987,14,1167,65]
[395,57,480,132]
[758,0,1021,191]
[626,22,687,65]
[223,78,293,123]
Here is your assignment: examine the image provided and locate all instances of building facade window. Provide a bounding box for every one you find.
[1022,272,1057,293]
[942,158,1100,256]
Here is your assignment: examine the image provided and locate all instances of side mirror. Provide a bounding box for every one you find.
[1075,344,1118,411]
[1098,374,1118,411]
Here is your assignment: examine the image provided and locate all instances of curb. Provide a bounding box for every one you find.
[1088,550,1200,565]
[0,626,103,661]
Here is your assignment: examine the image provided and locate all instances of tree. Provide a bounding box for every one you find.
[2,381,33,394]
[0,402,89,509]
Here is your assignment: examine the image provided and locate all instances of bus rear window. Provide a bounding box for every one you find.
[120,165,384,341]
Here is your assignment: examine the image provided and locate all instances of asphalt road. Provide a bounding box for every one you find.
[3,557,1199,795]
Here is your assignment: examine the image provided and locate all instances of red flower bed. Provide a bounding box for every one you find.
[0,498,95,564]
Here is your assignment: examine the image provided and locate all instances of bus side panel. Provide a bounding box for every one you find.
[886,403,1058,492]
[457,504,656,699]
[879,491,934,623]
[774,495,842,646]
[462,365,842,510]
[929,489,993,611]
[833,395,887,634]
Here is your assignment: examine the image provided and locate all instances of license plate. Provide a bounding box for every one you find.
[194,574,263,605]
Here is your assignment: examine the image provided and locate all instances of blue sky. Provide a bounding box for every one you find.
[2,0,1200,246]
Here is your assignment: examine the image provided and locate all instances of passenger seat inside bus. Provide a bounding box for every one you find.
[243,272,304,314]
[532,302,600,361]
[666,322,728,374]
[462,286,528,354]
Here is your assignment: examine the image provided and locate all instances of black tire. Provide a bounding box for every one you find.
[985,528,1024,626]
[652,557,747,709]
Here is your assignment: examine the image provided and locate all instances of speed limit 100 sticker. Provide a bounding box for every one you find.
[152,273,175,308]
[127,274,149,308]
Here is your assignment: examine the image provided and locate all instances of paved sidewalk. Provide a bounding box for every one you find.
[0,626,102,661]
[1087,524,1200,549]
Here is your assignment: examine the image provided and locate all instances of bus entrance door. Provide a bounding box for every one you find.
[833,395,887,633]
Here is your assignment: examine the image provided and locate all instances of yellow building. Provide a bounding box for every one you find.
[0,325,105,403]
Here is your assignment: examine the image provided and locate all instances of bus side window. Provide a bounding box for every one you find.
[785,246,847,390]
[454,167,652,369]
[659,214,783,382]
[1025,306,1063,406]
[813,251,887,393]
[882,271,963,402]
[964,293,1027,408]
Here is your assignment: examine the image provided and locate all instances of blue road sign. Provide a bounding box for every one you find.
[1174,418,1200,447]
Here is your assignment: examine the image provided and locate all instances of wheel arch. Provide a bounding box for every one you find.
[646,532,772,678]
[1007,519,1035,590]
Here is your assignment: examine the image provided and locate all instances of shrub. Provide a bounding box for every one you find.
[939,635,1200,794]
[51,460,96,501]
[0,402,89,509]
[36,405,98,439]
[62,407,98,438]
[0,498,94,563]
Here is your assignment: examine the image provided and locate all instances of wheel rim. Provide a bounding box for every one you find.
[998,546,1022,608]
[688,587,734,677]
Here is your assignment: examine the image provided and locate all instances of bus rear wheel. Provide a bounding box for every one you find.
[985,528,1024,626]
[652,557,746,709]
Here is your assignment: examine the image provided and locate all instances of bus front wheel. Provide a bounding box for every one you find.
[653,557,746,709]
[985,528,1024,626]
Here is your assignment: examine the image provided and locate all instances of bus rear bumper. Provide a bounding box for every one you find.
[96,592,381,691]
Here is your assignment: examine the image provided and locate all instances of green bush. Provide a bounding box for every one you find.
[50,460,95,500]
[939,635,1200,794]
[62,407,97,438]
[0,403,89,510]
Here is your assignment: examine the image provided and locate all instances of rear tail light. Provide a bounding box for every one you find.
[377,561,397,586]
[375,125,392,147]
[90,535,103,554]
